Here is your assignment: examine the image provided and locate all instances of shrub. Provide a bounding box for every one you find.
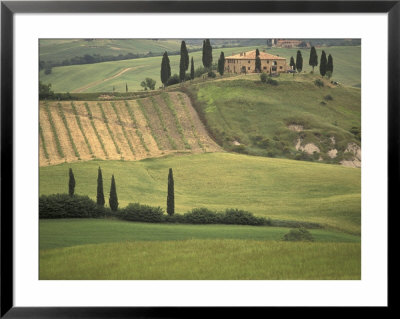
[163,213,187,224]
[324,94,333,101]
[266,77,278,86]
[207,71,216,78]
[320,101,327,105]
[167,74,180,86]
[282,228,314,241]
[119,203,164,223]
[39,194,107,219]
[183,207,222,224]
[260,72,267,83]
[221,208,265,226]
[194,66,207,78]
[314,79,324,87]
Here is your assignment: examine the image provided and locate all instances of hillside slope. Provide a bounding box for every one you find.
[182,74,361,167]
[39,92,221,166]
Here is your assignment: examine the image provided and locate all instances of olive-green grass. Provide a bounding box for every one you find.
[39,152,361,234]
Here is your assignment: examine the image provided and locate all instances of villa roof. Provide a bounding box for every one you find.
[225,50,286,60]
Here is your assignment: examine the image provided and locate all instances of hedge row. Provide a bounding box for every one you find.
[38,194,321,229]
[39,194,109,219]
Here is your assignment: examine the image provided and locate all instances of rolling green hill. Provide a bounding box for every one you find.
[39,39,192,64]
[39,152,361,234]
[39,46,360,93]
[182,73,361,166]
[39,46,259,93]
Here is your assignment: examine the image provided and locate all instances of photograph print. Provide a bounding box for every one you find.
[38,38,361,280]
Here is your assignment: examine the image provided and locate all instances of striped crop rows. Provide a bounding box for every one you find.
[39,92,221,166]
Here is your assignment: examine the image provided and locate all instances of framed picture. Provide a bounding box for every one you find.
[1,0,395,317]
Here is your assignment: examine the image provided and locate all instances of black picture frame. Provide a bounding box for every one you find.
[1,1,396,317]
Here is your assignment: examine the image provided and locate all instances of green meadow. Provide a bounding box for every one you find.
[39,46,259,93]
[39,46,360,93]
[40,239,361,280]
[39,152,361,234]
[186,74,360,161]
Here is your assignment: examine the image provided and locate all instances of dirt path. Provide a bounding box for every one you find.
[72,67,135,93]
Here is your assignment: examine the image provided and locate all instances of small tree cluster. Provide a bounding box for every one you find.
[140,78,156,90]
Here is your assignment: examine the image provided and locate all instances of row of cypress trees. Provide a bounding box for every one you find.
[161,39,227,87]
[68,167,175,215]
[289,47,333,77]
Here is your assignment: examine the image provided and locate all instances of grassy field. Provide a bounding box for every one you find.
[39,39,193,64]
[40,239,361,280]
[40,219,361,250]
[40,46,360,93]
[39,46,259,93]
[184,74,360,163]
[39,152,361,234]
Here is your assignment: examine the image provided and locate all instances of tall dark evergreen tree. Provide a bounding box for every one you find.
[190,57,195,80]
[126,83,128,93]
[68,168,75,197]
[160,51,171,87]
[202,39,213,70]
[256,48,260,57]
[167,168,174,216]
[217,51,225,76]
[97,166,105,207]
[109,174,118,212]
[309,46,318,72]
[319,50,327,76]
[327,54,333,75]
[255,56,261,73]
[296,50,303,73]
[290,56,296,70]
[179,41,189,82]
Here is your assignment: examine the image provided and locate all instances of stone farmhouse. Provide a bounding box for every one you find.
[224,50,288,74]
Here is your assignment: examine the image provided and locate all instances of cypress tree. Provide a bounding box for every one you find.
[320,50,327,76]
[309,46,318,72]
[217,51,225,76]
[179,41,189,82]
[290,56,296,70]
[327,54,333,74]
[190,57,195,80]
[202,39,213,70]
[202,40,206,69]
[126,83,128,93]
[161,51,171,87]
[256,48,260,57]
[255,56,261,73]
[167,168,174,216]
[109,174,118,212]
[296,50,303,73]
[96,166,105,207]
[68,168,75,197]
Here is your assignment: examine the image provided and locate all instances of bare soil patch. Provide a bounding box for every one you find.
[288,124,304,132]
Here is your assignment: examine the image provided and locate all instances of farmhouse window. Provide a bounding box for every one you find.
[263,66,267,70]
[267,61,269,64]
[248,60,250,63]
[248,67,250,70]
[280,66,283,69]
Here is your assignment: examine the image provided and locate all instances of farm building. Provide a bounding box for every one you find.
[273,39,310,48]
[224,50,288,74]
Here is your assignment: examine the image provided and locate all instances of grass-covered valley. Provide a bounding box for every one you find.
[39,40,361,280]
